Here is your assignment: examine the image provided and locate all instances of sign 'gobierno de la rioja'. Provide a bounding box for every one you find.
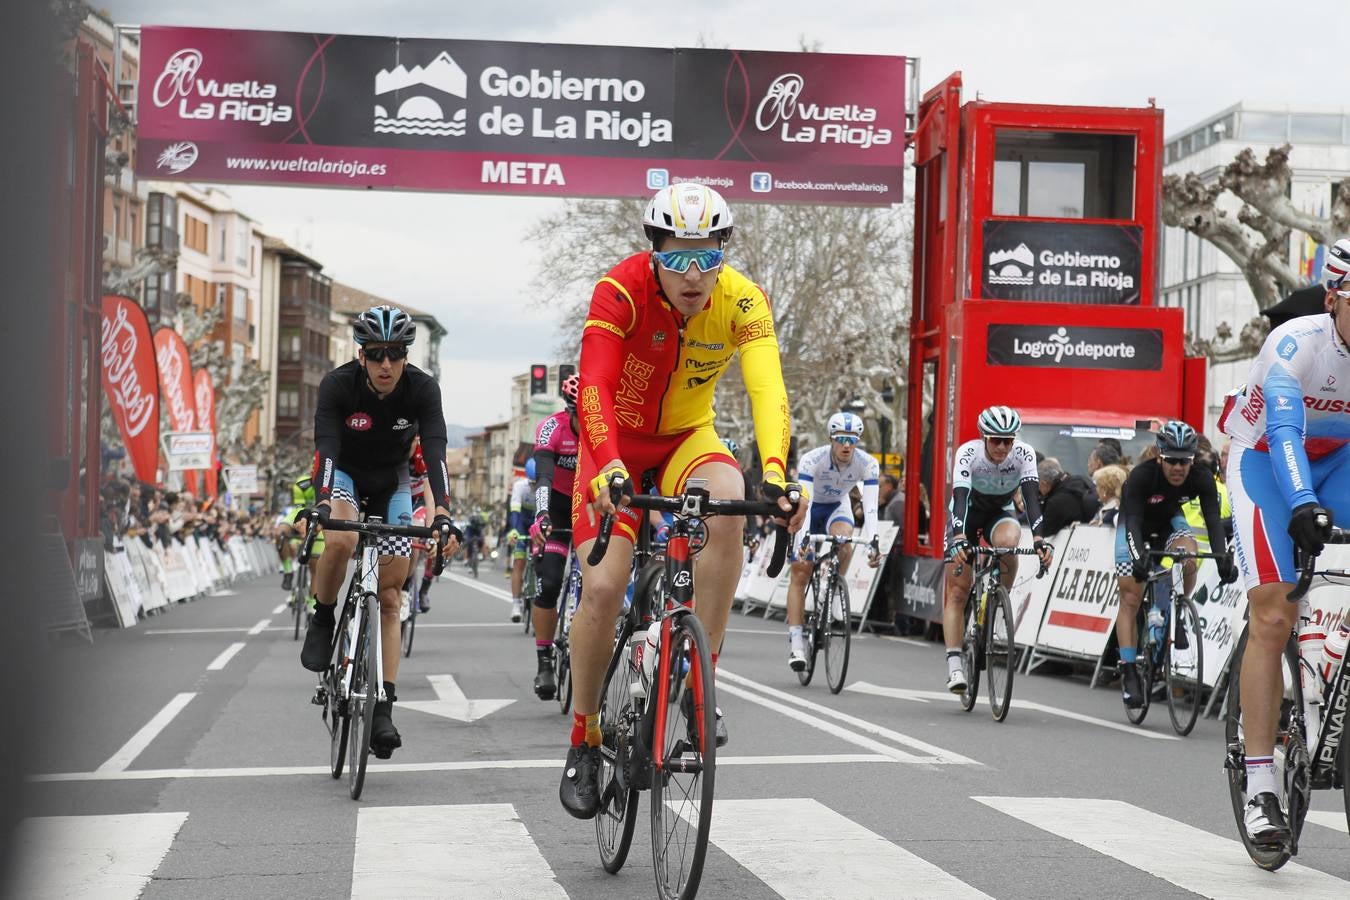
[982,220,1144,304]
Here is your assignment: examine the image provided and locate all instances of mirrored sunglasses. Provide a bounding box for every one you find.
[1160,455,1193,467]
[985,436,1015,447]
[653,247,725,274]
[831,434,860,445]
[363,345,408,362]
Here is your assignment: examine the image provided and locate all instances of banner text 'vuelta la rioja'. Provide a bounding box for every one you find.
[135,26,906,205]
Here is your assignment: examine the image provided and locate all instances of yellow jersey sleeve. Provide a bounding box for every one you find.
[724,272,790,480]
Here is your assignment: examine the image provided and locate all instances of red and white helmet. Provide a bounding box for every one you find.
[560,371,580,408]
[1323,237,1350,289]
[643,184,734,245]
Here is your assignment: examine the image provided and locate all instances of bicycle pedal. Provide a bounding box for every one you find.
[311,685,328,707]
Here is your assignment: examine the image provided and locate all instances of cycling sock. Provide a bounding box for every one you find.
[1246,756,1276,797]
[282,559,293,573]
[946,650,963,673]
[535,640,551,655]
[381,680,397,704]
[1120,647,1138,664]
[312,601,335,625]
[571,712,601,747]
[788,625,803,642]
[711,652,718,670]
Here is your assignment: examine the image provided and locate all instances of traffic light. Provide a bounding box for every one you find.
[557,363,576,394]
[529,364,548,395]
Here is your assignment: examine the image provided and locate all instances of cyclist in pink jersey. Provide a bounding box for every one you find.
[528,373,581,700]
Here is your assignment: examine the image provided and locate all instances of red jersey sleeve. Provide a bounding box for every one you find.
[577,275,637,481]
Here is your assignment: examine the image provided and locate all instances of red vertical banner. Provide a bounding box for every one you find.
[100,295,160,484]
[154,327,200,494]
[193,368,218,498]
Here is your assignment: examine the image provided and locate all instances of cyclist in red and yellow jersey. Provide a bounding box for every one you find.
[559,183,806,819]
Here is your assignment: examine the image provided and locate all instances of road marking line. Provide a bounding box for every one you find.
[246,618,270,635]
[1307,810,1348,834]
[876,635,933,648]
[975,796,1350,898]
[8,812,188,900]
[32,753,895,783]
[353,804,565,898]
[705,799,991,898]
[145,627,253,634]
[271,602,288,615]
[846,681,1181,741]
[206,642,246,672]
[95,693,196,773]
[723,627,782,636]
[443,571,513,601]
[719,669,977,765]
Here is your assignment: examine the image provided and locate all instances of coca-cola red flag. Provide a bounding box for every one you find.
[154,327,200,494]
[194,368,218,498]
[101,295,160,484]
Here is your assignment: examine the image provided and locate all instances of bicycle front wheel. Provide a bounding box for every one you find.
[1165,596,1203,736]
[596,617,639,873]
[1125,605,1152,726]
[798,578,821,687]
[348,593,379,800]
[959,592,980,712]
[326,608,352,780]
[555,598,573,715]
[401,606,416,658]
[651,613,716,900]
[1224,629,1304,870]
[823,575,851,695]
[985,586,1016,722]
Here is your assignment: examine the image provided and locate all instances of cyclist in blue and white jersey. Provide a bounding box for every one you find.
[783,412,881,671]
[943,406,1053,692]
[507,461,536,623]
[1219,238,1350,846]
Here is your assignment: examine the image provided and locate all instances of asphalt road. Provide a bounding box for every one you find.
[11,561,1350,899]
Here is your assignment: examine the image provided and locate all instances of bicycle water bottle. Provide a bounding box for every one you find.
[1320,620,1350,685]
[1147,608,1166,647]
[640,623,661,695]
[626,631,646,699]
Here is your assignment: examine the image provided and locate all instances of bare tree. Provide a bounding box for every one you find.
[1163,143,1350,361]
[527,196,911,452]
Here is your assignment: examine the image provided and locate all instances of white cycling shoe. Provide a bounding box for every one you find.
[510,598,524,623]
[946,669,968,694]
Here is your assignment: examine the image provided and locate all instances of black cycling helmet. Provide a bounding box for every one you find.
[353,305,416,346]
[1155,420,1198,459]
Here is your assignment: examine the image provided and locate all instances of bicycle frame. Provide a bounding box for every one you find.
[650,515,702,776]
[338,524,386,706]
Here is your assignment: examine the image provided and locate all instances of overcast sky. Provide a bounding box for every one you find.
[107,0,1341,426]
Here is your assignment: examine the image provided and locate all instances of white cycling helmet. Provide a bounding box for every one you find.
[643,184,734,245]
[828,411,864,438]
[1323,237,1350,289]
[977,405,1021,437]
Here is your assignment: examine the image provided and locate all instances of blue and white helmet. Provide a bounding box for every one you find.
[827,412,864,438]
[977,405,1021,437]
[1322,237,1350,289]
[1155,420,1198,458]
[353,304,415,346]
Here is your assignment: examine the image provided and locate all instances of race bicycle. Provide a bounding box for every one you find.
[949,545,1044,722]
[796,533,871,694]
[590,477,795,899]
[300,514,443,800]
[1224,523,1350,870]
[1121,548,1218,736]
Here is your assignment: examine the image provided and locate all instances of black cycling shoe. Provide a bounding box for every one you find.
[559,744,602,819]
[281,571,294,591]
[419,578,432,613]
[370,682,401,760]
[714,706,728,748]
[681,690,728,748]
[300,612,335,672]
[1121,662,1145,709]
[534,654,558,701]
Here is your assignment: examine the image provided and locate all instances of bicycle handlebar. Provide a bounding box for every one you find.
[1146,549,1226,561]
[948,545,1044,579]
[297,511,449,575]
[1289,522,1350,601]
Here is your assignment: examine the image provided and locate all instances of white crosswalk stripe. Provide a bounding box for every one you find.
[351,803,566,899]
[974,796,1350,899]
[7,812,188,900]
[706,798,991,899]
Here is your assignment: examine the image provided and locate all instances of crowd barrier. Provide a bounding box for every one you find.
[897,524,1350,710]
[102,536,281,628]
[735,523,900,630]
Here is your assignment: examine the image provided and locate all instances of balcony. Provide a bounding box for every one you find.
[147,224,180,254]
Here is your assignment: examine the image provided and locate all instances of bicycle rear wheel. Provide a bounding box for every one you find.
[523,558,536,634]
[348,593,379,800]
[823,575,851,695]
[1224,629,1303,870]
[986,586,1016,722]
[959,591,980,712]
[555,595,573,715]
[1165,596,1203,736]
[292,568,305,641]
[596,616,639,873]
[798,578,821,687]
[651,613,715,900]
[401,605,416,658]
[1125,604,1152,725]
[327,604,353,780]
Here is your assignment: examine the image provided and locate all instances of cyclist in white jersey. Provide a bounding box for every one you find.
[784,412,881,671]
[1218,238,1350,846]
[507,465,535,622]
[943,406,1053,692]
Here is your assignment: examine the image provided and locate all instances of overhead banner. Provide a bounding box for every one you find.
[193,369,218,498]
[135,26,906,205]
[100,295,160,484]
[981,221,1144,304]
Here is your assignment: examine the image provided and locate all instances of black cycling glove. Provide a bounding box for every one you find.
[1288,503,1333,557]
[1216,553,1239,584]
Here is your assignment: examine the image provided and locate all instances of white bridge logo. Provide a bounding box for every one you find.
[156,141,198,174]
[374,51,468,136]
[988,243,1035,285]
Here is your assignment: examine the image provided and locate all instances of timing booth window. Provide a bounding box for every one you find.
[992,131,1136,220]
